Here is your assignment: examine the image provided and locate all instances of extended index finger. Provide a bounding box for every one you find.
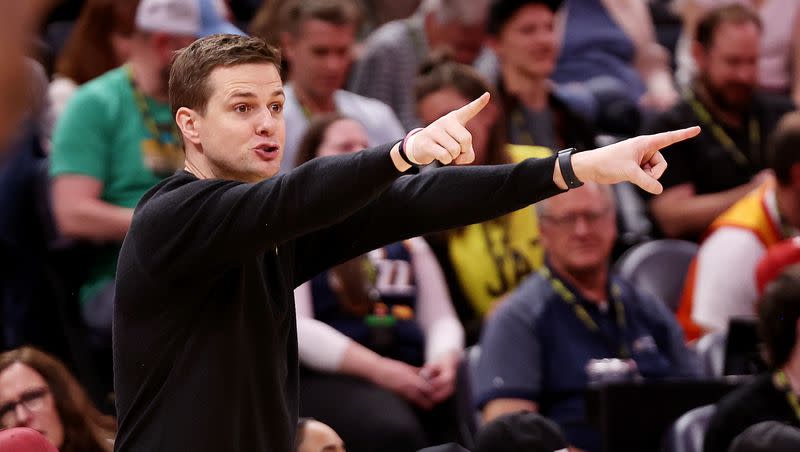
[449,92,491,125]
[645,126,701,153]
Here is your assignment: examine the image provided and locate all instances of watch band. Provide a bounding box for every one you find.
[557,148,583,189]
[399,128,424,166]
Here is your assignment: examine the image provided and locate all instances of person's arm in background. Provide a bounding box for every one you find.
[473,277,542,423]
[791,11,800,108]
[294,282,436,409]
[674,0,706,57]
[604,0,678,111]
[649,175,767,239]
[49,85,134,242]
[52,176,134,241]
[0,1,53,150]
[640,111,765,239]
[409,237,465,404]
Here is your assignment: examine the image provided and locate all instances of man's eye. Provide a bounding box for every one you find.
[270,103,283,113]
[235,104,251,113]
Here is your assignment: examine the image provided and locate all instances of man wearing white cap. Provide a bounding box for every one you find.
[49,0,243,337]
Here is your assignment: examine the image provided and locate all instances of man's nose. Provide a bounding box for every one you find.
[324,57,343,74]
[573,215,591,234]
[256,110,276,136]
[13,404,31,426]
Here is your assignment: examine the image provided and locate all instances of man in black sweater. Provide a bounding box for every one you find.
[112,34,699,451]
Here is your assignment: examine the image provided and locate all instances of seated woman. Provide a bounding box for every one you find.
[414,59,552,344]
[294,114,465,452]
[0,346,115,452]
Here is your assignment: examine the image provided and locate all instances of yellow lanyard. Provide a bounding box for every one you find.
[126,66,181,149]
[510,107,536,146]
[539,266,629,359]
[684,89,759,169]
[774,370,800,422]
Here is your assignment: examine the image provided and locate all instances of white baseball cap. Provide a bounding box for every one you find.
[135,0,245,38]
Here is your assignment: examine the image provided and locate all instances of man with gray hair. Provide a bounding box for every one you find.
[473,183,697,451]
[349,0,490,129]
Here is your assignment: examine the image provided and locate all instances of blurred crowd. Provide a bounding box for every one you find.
[1,0,800,451]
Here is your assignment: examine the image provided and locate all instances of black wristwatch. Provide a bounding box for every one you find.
[557,148,583,190]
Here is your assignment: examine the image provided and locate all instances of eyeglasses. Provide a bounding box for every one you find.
[0,387,49,426]
[541,207,613,228]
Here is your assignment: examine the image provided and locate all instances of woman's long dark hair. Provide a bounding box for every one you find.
[55,0,139,84]
[0,347,115,452]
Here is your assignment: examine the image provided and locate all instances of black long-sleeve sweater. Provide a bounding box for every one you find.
[112,143,563,451]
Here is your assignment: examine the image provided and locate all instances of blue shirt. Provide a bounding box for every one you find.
[553,0,645,101]
[473,263,698,451]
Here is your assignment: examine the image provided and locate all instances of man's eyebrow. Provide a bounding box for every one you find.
[226,91,258,101]
[226,89,284,100]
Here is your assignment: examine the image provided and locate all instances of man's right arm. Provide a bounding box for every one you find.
[650,180,760,239]
[473,278,543,424]
[52,175,133,241]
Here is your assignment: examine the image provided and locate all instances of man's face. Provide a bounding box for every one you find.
[189,63,286,182]
[316,119,370,158]
[0,363,64,448]
[695,21,760,111]
[492,4,558,80]
[417,88,498,165]
[298,420,346,452]
[284,19,356,100]
[538,185,617,275]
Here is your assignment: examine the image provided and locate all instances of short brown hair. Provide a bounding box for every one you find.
[278,0,362,37]
[769,111,800,186]
[695,4,761,49]
[169,34,282,118]
[0,347,116,452]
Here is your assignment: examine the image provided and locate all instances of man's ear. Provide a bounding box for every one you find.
[691,40,709,71]
[175,107,202,146]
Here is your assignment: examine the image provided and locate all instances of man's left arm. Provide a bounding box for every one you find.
[295,126,701,285]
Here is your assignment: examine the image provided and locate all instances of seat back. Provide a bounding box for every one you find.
[454,345,483,448]
[693,331,726,378]
[615,239,699,312]
[663,404,716,452]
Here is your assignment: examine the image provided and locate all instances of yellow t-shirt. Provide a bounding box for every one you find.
[447,144,553,316]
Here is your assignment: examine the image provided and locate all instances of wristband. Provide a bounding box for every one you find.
[399,128,424,166]
[557,148,583,190]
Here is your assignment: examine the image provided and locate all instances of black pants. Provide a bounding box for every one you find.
[299,369,460,452]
